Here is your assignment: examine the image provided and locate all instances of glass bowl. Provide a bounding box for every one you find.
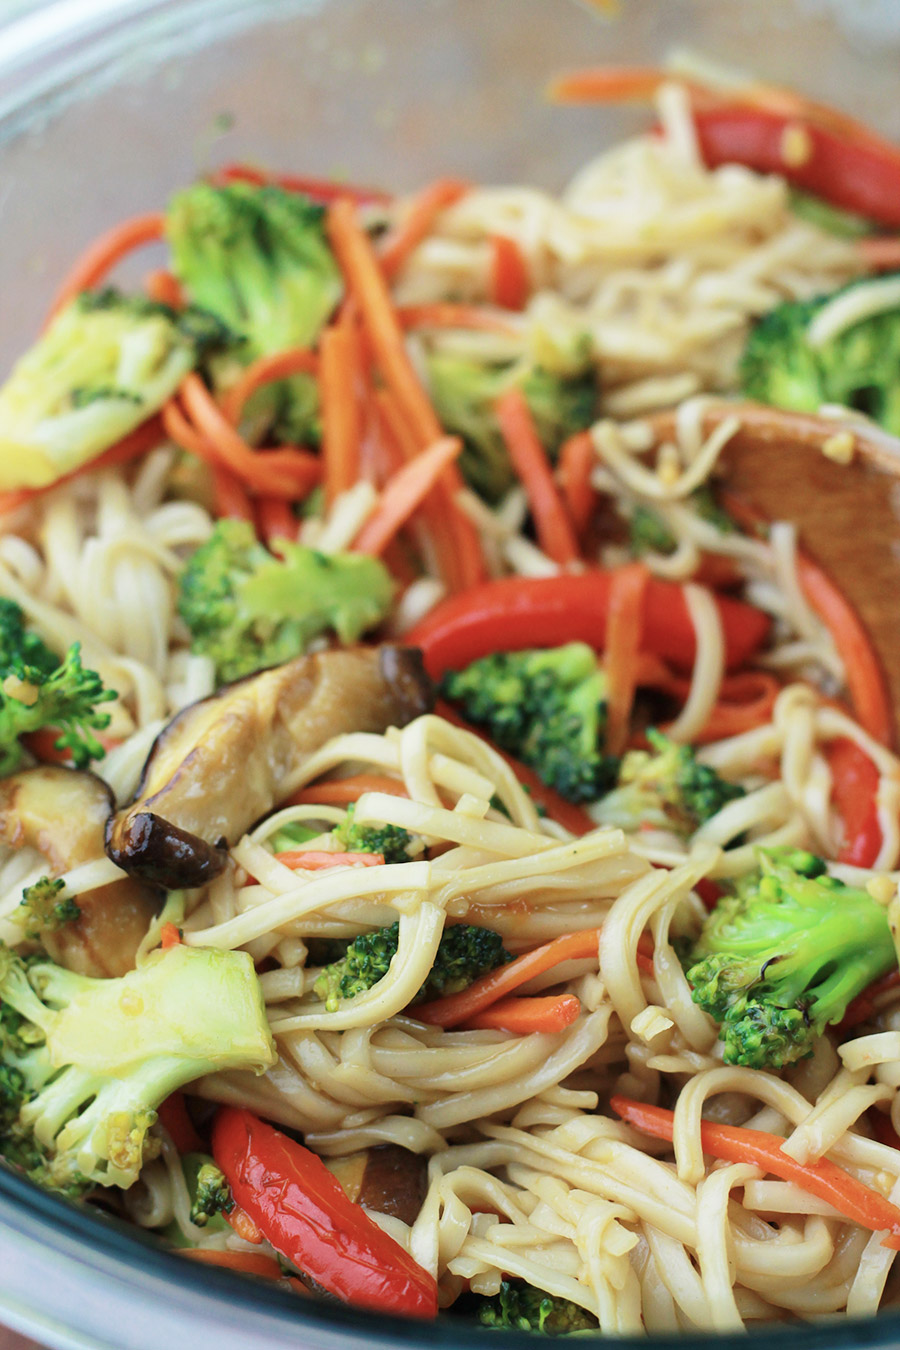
[1,1,900,1346]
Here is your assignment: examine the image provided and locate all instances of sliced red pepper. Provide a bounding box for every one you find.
[157,1092,204,1155]
[407,571,770,679]
[212,162,391,205]
[827,738,883,868]
[212,1108,438,1319]
[840,969,900,1032]
[693,107,900,230]
[489,235,529,311]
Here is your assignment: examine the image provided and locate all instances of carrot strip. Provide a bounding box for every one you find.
[859,236,900,270]
[489,235,530,311]
[255,495,299,546]
[179,373,321,497]
[213,468,255,523]
[320,319,362,504]
[611,1095,900,1249]
[828,737,883,867]
[274,850,385,870]
[211,162,391,205]
[286,774,410,807]
[558,432,596,539]
[496,387,580,566]
[180,1249,285,1279]
[546,66,700,106]
[462,994,581,1034]
[220,348,319,427]
[379,178,469,281]
[396,303,520,335]
[604,562,651,757]
[328,199,485,590]
[160,922,182,950]
[227,1207,263,1244]
[840,969,900,1032]
[655,669,781,743]
[157,1092,204,1155]
[415,928,603,1029]
[144,268,185,308]
[48,212,166,321]
[798,553,892,746]
[353,436,462,556]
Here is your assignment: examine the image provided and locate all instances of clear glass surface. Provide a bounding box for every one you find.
[1,1,900,1346]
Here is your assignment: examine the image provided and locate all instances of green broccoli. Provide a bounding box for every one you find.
[0,598,116,775]
[333,804,414,865]
[629,485,736,558]
[16,878,81,943]
[0,942,275,1193]
[190,1159,235,1227]
[593,729,744,837]
[442,643,618,804]
[740,273,900,435]
[0,288,229,492]
[314,922,510,1012]
[177,519,394,684]
[167,182,342,446]
[789,189,874,239]
[477,1281,598,1335]
[684,847,897,1069]
[426,352,598,501]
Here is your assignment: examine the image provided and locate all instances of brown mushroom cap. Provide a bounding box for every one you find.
[105,645,434,889]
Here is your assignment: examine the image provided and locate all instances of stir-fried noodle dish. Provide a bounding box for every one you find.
[3,60,900,1335]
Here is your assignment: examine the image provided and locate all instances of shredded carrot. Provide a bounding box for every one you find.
[558,432,596,540]
[416,928,603,1029]
[496,387,580,566]
[274,850,385,870]
[178,373,321,498]
[611,1095,900,1249]
[461,993,581,1034]
[655,669,781,743]
[797,553,893,746]
[180,1249,284,1279]
[227,1207,263,1244]
[47,212,166,321]
[396,303,520,335]
[160,922,182,950]
[286,774,411,807]
[327,198,485,591]
[214,468,255,523]
[22,728,122,765]
[254,495,299,547]
[220,348,319,427]
[604,562,651,757]
[546,66,705,107]
[144,268,185,308]
[378,178,469,281]
[489,235,530,311]
[320,319,362,504]
[859,236,900,270]
[0,414,166,517]
[353,436,462,556]
[841,969,900,1032]
[211,162,391,205]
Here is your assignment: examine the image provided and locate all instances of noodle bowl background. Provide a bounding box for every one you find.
[1,1,900,1347]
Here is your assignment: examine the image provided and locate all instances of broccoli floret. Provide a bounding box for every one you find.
[740,273,900,435]
[426,353,598,502]
[594,729,744,837]
[442,643,618,805]
[167,182,341,445]
[314,922,510,1012]
[177,519,393,684]
[0,943,274,1193]
[684,847,897,1069]
[477,1281,598,1335]
[0,288,229,492]
[629,486,736,558]
[0,599,116,776]
[333,804,414,864]
[16,878,81,943]
[190,1160,235,1227]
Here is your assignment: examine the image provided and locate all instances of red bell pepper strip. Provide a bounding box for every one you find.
[693,107,900,230]
[212,1108,438,1318]
[611,1095,900,1248]
[212,162,391,205]
[157,1092,204,1155]
[827,738,883,868]
[839,969,900,1033]
[407,571,770,679]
